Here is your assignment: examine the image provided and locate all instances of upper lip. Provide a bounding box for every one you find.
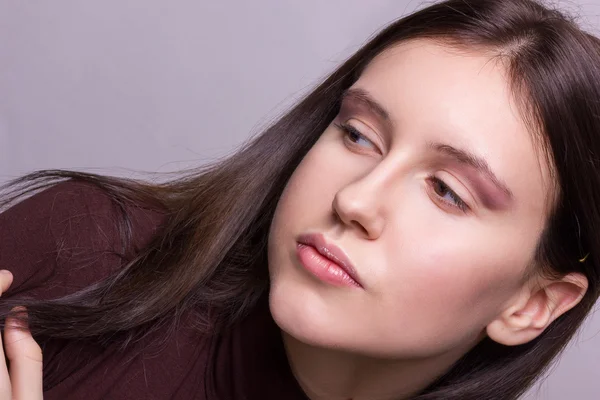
[297,233,363,287]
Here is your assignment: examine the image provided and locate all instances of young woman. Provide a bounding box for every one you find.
[1,0,599,398]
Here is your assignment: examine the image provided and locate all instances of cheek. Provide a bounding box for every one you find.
[270,154,326,233]
[377,227,529,348]
[268,139,337,266]
[269,134,350,236]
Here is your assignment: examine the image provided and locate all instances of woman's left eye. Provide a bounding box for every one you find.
[335,122,377,150]
[428,176,469,212]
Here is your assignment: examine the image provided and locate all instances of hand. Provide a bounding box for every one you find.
[0,270,43,399]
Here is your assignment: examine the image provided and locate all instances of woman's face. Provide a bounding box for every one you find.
[267,39,552,359]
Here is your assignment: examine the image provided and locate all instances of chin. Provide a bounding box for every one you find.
[267,278,380,356]
[268,280,456,360]
[268,278,343,347]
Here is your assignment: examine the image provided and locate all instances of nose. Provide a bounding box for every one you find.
[332,177,386,240]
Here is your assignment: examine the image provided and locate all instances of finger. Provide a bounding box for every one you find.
[4,307,42,400]
[0,320,11,400]
[0,270,14,399]
[0,270,13,296]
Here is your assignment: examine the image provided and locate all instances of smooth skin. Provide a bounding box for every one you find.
[0,270,43,399]
[268,40,587,399]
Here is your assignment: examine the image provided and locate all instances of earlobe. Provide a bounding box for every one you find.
[487,272,588,346]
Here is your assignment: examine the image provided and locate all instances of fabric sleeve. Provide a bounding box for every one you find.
[0,180,166,301]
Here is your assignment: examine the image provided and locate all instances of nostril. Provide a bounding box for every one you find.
[352,220,369,237]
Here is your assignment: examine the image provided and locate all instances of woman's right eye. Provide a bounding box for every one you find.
[334,122,377,151]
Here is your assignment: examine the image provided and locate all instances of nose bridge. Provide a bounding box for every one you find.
[332,159,398,238]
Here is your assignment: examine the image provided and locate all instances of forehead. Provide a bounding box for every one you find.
[354,39,554,217]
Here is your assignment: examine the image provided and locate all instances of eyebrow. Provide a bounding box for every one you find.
[340,88,393,128]
[428,142,514,200]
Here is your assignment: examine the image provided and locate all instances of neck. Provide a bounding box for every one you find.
[282,332,473,400]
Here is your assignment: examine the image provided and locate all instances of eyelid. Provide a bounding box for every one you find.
[428,172,474,212]
[341,118,384,150]
[430,178,466,211]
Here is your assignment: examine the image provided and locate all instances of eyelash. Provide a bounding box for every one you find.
[335,121,469,213]
[426,176,469,212]
[335,122,376,150]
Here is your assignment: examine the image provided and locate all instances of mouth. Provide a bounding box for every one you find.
[296,233,363,288]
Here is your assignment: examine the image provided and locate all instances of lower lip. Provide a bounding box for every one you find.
[296,243,361,288]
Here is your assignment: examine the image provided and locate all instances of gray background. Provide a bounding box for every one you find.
[1,1,599,398]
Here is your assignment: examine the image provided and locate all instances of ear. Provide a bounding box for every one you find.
[487,272,588,346]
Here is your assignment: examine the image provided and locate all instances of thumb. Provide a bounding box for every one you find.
[4,307,43,400]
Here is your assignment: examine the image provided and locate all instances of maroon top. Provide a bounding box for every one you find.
[0,181,307,400]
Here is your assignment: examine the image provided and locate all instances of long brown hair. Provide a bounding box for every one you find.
[2,0,600,398]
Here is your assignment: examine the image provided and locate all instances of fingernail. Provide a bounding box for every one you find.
[0,269,11,276]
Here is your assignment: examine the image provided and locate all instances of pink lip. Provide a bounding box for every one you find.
[296,233,363,288]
